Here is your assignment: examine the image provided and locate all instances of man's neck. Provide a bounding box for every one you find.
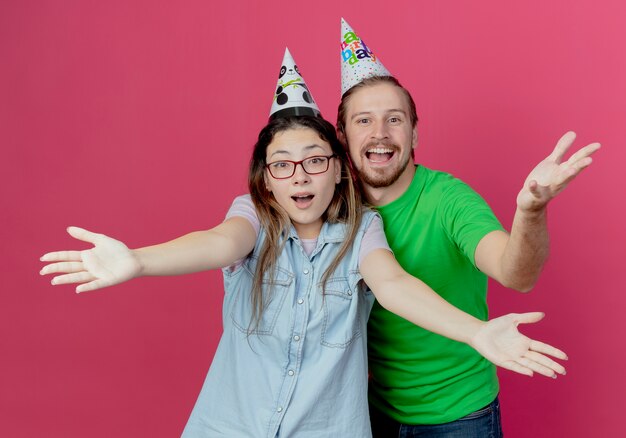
[364,164,416,207]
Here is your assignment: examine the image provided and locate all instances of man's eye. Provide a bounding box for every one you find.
[389,117,401,123]
[357,118,370,125]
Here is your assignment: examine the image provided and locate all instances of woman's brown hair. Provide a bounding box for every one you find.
[247,115,363,330]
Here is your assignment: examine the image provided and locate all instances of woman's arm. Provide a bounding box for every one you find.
[361,248,567,378]
[40,217,257,293]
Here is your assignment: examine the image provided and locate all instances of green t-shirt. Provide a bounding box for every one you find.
[368,165,505,424]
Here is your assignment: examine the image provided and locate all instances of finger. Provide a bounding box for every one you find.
[529,339,568,360]
[499,360,534,377]
[40,251,83,262]
[40,261,84,276]
[524,351,566,376]
[559,147,596,176]
[513,312,545,325]
[549,131,577,162]
[565,142,601,164]
[76,279,109,293]
[67,226,102,244]
[568,156,594,173]
[50,271,96,286]
[556,158,593,185]
[517,356,558,378]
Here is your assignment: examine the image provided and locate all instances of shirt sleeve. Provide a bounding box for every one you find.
[359,215,392,266]
[224,194,260,271]
[225,194,261,236]
[439,180,504,266]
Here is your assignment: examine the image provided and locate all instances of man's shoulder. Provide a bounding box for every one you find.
[416,165,473,194]
[418,165,465,183]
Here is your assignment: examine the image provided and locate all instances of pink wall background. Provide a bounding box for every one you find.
[2,1,624,436]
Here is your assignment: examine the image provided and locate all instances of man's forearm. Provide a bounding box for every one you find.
[499,207,549,292]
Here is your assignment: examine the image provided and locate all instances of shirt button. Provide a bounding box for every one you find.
[293,335,300,341]
[303,268,310,275]
[347,290,352,296]
[277,407,283,413]
[288,370,295,376]
[297,298,304,305]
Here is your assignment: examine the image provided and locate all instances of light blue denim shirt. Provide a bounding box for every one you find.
[182,208,379,437]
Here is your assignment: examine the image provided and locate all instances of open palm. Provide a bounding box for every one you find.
[517,131,600,212]
[40,226,141,293]
[472,312,567,378]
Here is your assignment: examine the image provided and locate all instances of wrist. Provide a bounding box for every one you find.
[464,318,486,347]
[133,248,148,277]
[515,205,547,222]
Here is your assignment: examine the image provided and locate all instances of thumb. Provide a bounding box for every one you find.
[528,180,539,195]
[67,226,101,244]
[514,312,545,326]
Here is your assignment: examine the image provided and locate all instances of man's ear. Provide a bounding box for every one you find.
[337,127,347,147]
[410,127,419,160]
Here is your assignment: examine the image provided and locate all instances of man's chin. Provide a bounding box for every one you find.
[357,162,410,189]
[358,169,403,189]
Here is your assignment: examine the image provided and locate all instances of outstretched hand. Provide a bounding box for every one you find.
[517,131,600,212]
[40,226,141,293]
[471,312,567,378]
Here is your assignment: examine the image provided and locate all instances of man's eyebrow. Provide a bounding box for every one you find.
[350,109,407,121]
[350,111,372,121]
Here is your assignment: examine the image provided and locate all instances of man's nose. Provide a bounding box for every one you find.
[371,121,389,140]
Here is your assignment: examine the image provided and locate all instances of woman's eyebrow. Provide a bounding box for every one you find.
[269,144,326,158]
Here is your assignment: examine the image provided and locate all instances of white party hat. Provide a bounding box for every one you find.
[340,18,391,95]
[269,48,321,119]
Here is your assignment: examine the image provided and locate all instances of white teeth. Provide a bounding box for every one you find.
[367,147,393,154]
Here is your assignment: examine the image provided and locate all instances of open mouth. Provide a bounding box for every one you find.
[291,194,314,206]
[365,147,395,163]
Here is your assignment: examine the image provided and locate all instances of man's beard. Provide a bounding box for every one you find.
[354,142,412,189]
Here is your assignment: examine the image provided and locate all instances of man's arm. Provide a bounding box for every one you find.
[475,131,600,292]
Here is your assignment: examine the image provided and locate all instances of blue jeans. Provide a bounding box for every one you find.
[370,397,503,438]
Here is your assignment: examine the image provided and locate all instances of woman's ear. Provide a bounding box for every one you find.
[334,159,342,184]
[264,171,272,192]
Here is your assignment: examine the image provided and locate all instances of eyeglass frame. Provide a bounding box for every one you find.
[265,154,337,179]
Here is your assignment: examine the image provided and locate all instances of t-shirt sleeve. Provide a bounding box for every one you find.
[359,214,392,266]
[223,194,259,271]
[224,194,261,236]
[439,180,505,266]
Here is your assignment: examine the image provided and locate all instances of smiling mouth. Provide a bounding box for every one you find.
[366,147,395,163]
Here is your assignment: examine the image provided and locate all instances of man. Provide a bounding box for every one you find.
[337,20,600,437]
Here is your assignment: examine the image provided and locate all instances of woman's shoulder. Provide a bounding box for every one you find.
[360,205,382,224]
[226,194,260,235]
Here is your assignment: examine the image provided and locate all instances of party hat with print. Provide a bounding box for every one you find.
[340,18,391,95]
[269,48,321,120]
